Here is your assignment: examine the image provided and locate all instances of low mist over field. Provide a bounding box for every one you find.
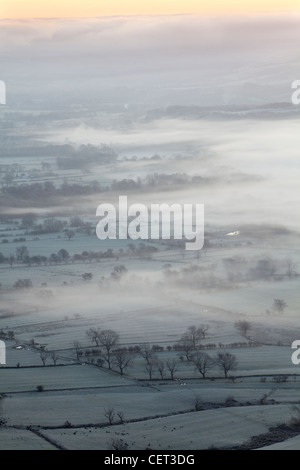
[0,9,299,451]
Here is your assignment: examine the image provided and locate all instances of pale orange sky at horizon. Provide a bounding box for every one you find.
[1,0,300,18]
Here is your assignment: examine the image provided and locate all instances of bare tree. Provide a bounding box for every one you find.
[181,325,202,349]
[16,246,29,262]
[166,358,178,380]
[259,389,276,405]
[178,325,209,357]
[73,341,82,361]
[177,339,194,361]
[272,298,287,315]
[285,259,297,279]
[6,254,15,268]
[112,350,133,375]
[215,352,238,378]
[157,360,165,379]
[138,343,153,365]
[65,229,75,241]
[99,330,119,369]
[86,327,102,346]
[198,324,210,339]
[117,411,125,424]
[104,407,115,425]
[50,351,58,365]
[145,361,156,380]
[234,320,251,338]
[192,352,214,379]
[39,351,48,366]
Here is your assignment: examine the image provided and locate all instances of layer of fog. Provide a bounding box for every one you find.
[34,117,300,231]
[1,247,299,347]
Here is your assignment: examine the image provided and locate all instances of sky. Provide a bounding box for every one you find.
[0,1,299,106]
[1,13,299,105]
[1,0,300,18]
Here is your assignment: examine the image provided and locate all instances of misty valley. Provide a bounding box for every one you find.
[0,11,300,451]
[0,98,299,450]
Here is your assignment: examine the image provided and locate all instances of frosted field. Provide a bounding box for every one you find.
[0,365,129,394]
[42,404,296,450]
[2,377,300,429]
[1,268,299,345]
[0,428,57,451]
[188,278,300,319]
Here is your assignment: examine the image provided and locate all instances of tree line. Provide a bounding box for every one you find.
[0,243,157,270]
[34,325,240,380]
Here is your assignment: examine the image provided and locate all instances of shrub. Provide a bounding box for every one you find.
[14,279,33,289]
[194,396,203,411]
[273,375,288,383]
[63,420,72,428]
[224,395,237,407]
[108,438,129,451]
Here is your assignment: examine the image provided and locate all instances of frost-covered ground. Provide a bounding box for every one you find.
[40,405,297,450]
[1,292,299,450]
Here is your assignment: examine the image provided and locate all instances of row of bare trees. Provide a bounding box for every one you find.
[82,326,238,379]
[136,325,238,379]
[138,347,238,379]
[39,351,59,366]
[36,322,240,378]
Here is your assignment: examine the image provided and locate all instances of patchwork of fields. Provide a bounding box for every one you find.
[1,262,299,450]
